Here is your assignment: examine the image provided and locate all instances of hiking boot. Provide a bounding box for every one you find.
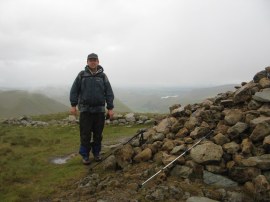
[94,155,102,162]
[82,157,90,165]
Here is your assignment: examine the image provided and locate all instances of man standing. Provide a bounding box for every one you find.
[70,53,114,165]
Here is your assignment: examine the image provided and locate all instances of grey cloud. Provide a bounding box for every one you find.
[0,0,269,88]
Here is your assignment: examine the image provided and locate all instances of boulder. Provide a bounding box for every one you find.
[133,148,152,162]
[233,81,256,103]
[229,166,261,183]
[186,196,219,202]
[223,142,240,154]
[203,170,238,187]
[250,122,270,142]
[253,88,270,103]
[155,117,177,134]
[114,144,134,168]
[224,109,243,126]
[213,133,230,146]
[190,142,223,164]
[259,78,270,88]
[240,154,270,170]
[190,126,210,139]
[227,122,248,139]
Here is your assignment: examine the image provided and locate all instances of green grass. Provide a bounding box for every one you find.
[0,119,152,201]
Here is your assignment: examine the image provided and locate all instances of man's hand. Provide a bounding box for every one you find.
[107,109,114,120]
[70,106,78,116]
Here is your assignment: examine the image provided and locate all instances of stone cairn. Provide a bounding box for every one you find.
[106,113,155,126]
[108,67,270,201]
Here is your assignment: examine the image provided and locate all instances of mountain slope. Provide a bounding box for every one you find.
[0,90,69,118]
[32,86,132,113]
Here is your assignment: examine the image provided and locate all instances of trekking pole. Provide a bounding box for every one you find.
[138,130,214,188]
[89,128,147,170]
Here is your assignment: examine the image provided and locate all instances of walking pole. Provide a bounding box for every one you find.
[138,130,214,188]
[89,128,147,170]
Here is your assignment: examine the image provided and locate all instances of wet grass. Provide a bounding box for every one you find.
[0,115,153,201]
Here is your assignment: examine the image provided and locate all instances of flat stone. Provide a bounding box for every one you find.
[186,196,219,202]
[203,170,238,187]
[253,88,270,102]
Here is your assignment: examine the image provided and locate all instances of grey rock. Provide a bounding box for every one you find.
[186,196,219,202]
[203,170,238,187]
[253,88,270,102]
[227,122,248,139]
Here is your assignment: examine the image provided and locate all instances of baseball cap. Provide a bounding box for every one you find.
[87,53,98,60]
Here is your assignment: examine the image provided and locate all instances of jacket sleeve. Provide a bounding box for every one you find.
[70,73,81,107]
[104,74,114,110]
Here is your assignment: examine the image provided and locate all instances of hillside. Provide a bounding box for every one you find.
[0,90,69,118]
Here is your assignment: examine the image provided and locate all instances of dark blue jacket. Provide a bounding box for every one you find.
[70,65,114,113]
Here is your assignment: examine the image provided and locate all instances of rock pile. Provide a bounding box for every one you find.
[106,67,270,201]
[2,113,155,127]
[2,116,49,127]
[106,113,155,126]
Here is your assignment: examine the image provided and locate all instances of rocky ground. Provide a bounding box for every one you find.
[51,67,270,202]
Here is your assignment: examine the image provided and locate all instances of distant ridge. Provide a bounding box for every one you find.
[32,86,132,113]
[0,90,69,118]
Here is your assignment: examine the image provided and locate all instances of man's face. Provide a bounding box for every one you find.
[87,58,99,69]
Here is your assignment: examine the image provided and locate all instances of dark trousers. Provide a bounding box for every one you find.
[79,112,105,158]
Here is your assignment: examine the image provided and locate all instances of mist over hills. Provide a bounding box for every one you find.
[0,84,237,118]
[114,84,236,113]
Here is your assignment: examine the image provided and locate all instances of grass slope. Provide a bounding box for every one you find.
[0,113,152,201]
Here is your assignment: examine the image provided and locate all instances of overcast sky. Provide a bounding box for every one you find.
[0,0,269,89]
